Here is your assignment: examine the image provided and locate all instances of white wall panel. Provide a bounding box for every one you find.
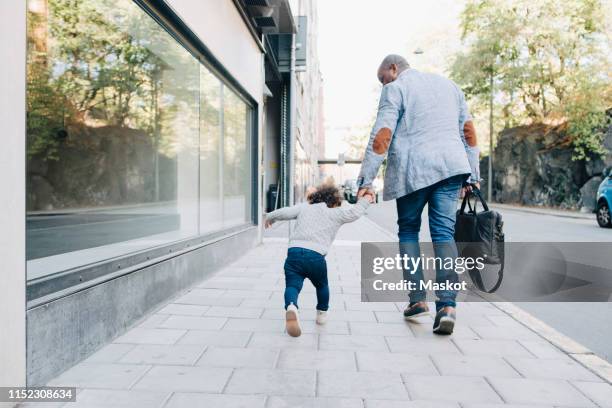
[166,0,264,105]
[0,1,27,405]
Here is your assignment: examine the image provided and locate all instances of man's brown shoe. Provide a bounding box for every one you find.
[403,301,430,321]
[433,306,456,335]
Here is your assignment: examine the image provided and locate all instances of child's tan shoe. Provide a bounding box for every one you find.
[285,304,301,337]
[316,310,328,325]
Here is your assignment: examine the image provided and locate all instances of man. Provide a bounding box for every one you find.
[357,54,480,335]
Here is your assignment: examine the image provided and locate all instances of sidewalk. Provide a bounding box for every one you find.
[36,217,611,408]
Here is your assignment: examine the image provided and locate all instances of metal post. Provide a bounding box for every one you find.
[488,71,494,201]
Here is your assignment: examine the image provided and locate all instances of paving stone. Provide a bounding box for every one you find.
[470,325,542,341]
[319,334,388,351]
[366,400,459,408]
[449,313,496,327]
[174,292,243,307]
[452,339,533,357]
[165,393,265,408]
[485,313,534,328]
[118,344,206,366]
[386,337,460,354]
[299,320,351,335]
[349,322,414,337]
[186,288,227,297]
[137,314,169,329]
[266,396,363,408]
[159,315,227,330]
[225,368,316,396]
[402,374,503,404]
[132,365,232,393]
[344,301,399,312]
[247,332,318,350]
[267,309,376,323]
[356,351,437,374]
[487,377,597,407]
[431,354,520,378]
[518,340,568,359]
[223,318,286,332]
[374,311,409,324]
[224,289,273,298]
[49,363,151,389]
[113,328,186,345]
[571,381,612,408]
[463,403,552,408]
[197,347,278,368]
[317,370,408,399]
[83,343,136,364]
[277,349,356,371]
[68,389,170,408]
[240,298,290,308]
[505,356,602,381]
[260,308,317,320]
[157,304,209,316]
[177,330,251,347]
[206,306,264,319]
[409,321,479,339]
[199,279,276,290]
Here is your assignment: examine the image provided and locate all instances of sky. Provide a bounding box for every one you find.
[317,0,467,158]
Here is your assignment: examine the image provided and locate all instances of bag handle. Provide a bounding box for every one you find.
[459,186,489,214]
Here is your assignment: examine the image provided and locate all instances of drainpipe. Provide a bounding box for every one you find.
[288,31,297,207]
[286,30,297,237]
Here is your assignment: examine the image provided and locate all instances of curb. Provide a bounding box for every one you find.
[490,203,594,220]
[491,301,612,383]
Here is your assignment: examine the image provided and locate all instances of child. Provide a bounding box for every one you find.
[264,184,373,337]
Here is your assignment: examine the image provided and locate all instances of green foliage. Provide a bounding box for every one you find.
[26,0,197,160]
[451,0,612,158]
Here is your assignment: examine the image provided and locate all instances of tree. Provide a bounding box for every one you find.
[451,0,612,159]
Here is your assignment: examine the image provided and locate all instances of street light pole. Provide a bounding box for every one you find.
[488,70,494,201]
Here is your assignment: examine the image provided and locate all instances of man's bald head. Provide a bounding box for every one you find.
[377,54,410,85]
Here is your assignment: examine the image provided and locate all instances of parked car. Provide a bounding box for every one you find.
[596,167,612,228]
[342,179,379,204]
[342,179,359,203]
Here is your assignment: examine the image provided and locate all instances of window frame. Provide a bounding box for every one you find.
[26,0,259,308]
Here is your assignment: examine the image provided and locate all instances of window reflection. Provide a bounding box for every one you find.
[26,0,252,277]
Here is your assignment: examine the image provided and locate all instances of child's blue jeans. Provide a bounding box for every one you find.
[283,247,329,311]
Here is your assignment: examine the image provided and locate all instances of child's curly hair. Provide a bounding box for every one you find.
[308,184,342,208]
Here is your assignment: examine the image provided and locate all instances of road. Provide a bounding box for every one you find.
[365,199,612,363]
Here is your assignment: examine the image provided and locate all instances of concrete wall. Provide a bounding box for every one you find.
[28,227,258,385]
[0,2,26,407]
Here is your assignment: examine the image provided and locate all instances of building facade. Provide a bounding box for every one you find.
[0,0,322,394]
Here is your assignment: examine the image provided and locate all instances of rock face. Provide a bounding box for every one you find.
[480,122,612,211]
[27,125,177,211]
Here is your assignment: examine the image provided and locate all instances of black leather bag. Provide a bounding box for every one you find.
[454,187,505,293]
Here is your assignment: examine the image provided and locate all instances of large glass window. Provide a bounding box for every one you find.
[223,87,252,228]
[26,0,254,280]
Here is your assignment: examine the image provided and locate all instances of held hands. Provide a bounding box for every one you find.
[264,216,273,229]
[357,187,376,204]
[461,182,480,198]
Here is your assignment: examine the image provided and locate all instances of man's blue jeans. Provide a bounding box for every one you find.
[284,247,329,311]
[396,174,465,310]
